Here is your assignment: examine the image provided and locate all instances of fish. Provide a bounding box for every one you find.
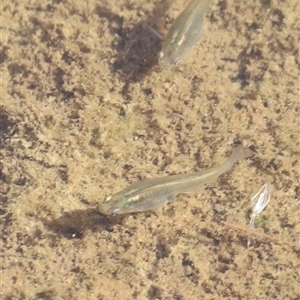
[98,145,253,215]
[158,0,211,68]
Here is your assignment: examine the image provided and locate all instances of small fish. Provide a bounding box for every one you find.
[158,0,211,68]
[98,145,253,215]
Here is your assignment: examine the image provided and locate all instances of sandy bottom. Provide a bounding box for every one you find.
[1,0,299,299]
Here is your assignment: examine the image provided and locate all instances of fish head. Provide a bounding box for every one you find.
[158,51,181,69]
[98,191,135,216]
[158,48,181,69]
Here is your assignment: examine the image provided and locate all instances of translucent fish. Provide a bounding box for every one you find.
[99,145,253,215]
[158,0,211,68]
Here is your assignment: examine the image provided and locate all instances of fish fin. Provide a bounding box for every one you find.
[229,145,253,164]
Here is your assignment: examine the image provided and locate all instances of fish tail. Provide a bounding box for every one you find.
[229,145,253,164]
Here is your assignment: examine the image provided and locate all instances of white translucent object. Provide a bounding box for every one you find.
[248,183,271,247]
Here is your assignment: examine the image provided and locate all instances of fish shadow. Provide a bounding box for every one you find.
[111,24,162,83]
[43,208,126,239]
[94,1,171,83]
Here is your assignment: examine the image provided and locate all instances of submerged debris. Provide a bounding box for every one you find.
[248,183,271,247]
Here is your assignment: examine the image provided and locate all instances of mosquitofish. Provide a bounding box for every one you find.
[98,145,253,215]
[158,0,211,68]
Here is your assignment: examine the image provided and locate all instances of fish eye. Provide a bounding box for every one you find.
[158,51,164,60]
[173,58,181,65]
[104,195,112,202]
[112,208,120,216]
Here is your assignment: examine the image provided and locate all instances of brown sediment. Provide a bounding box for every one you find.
[1,0,299,299]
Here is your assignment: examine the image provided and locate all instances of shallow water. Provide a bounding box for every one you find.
[1,0,299,299]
